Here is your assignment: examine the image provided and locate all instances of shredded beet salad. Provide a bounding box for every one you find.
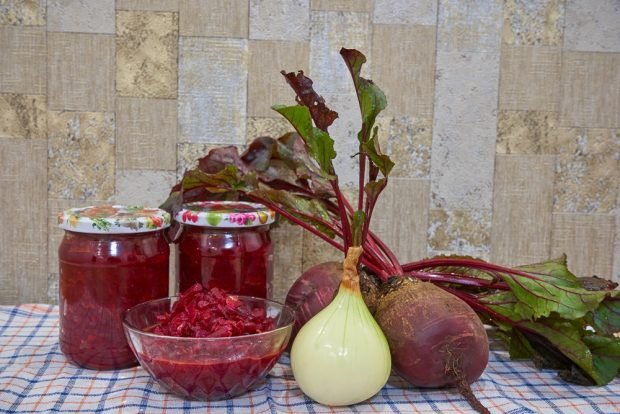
[153,284,276,338]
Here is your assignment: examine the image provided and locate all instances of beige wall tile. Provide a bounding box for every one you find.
[116,97,177,170]
[551,213,615,278]
[248,40,309,117]
[564,0,620,52]
[310,11,369,95]
[375,116,432,179]
[116,11,178,99]
[47,0,115,33]
[437,0,502,53]
[499,46,561,111]
[180,0,248,37]
[48,273,59,304]
[250,0,309,41]
[372,24,435,118]
[301,186,356,271]
[177,142,212,178]
[114,169,177,207]
[428,208,492,260]
[178,37,248,145]
[371,178,430,264]
[431,51,499,210]
[614,192,620,282]
[0,26,46,94]
[0,94,46,139]
[271,221,303,302]
[373,0,437,26]
[0,138,47,304]
[560,52,620,128]
[491,155,554,266]
[48,111,115,200]
[310,11,370,185]
[48,32,114,111]
[496,111,558,154]
[117,0,178,11]
[0,0,46,25]
[301,230,344,272]
[311,0,372,12]
[555,127,620,214]
[502,0,565,46]
[246,117,292,142]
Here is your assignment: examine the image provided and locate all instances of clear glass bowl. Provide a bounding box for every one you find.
[122,296,294,400]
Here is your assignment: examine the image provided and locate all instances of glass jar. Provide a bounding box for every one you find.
[175,201,275,298]
[58,205,171,370]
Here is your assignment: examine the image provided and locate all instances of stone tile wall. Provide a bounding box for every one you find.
[0,0,618,304]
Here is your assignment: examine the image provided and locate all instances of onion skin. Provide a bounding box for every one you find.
[373,277,489,388]
[290,247,392,406]
[285,261,341,344]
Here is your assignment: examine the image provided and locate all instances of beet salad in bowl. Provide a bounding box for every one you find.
[122,284,295,400]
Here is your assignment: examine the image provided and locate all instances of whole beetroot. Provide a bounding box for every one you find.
[285,261,341,344]
[373,277,490,414]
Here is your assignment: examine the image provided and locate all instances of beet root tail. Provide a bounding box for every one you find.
[448,352,490,414]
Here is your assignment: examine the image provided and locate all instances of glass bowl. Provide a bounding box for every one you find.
[122,296,294,400]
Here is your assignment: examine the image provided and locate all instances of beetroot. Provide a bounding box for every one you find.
[285,261,341,343]
[154,284,276,338]
[372,277,489,413]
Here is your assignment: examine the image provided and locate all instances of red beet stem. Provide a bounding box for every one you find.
[409,270,509,290]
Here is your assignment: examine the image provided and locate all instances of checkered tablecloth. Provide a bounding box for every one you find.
[1,305,619,414]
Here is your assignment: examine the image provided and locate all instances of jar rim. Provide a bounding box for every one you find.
[58,205,171,234]
[176,201,276,228]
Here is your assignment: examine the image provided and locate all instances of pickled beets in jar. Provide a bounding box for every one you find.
[58,205,171,370]
[175,201,275,299]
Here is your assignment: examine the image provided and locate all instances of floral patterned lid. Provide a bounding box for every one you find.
[58,205,171,234]
[176,201,276,228]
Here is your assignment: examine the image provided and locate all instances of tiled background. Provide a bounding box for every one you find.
[1,0,619,305]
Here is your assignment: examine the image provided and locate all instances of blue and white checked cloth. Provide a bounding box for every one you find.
[1,305,619,413]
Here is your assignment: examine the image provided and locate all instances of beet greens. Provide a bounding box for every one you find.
[162,48,620,387]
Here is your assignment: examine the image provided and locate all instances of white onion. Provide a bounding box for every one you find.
[290,247,391,406]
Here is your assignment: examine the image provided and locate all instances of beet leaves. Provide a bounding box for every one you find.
[161,48,620,387]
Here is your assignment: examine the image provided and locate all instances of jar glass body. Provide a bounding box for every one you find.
[177,225,273,298]
[58,230,169,370]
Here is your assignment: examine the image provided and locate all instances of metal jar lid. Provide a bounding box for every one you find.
[58,205,171,234]
[176,201,276,228]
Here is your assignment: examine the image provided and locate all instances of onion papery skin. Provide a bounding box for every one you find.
[290,286,392,406]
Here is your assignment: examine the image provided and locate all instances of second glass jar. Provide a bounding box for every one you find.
[176,201,275,298]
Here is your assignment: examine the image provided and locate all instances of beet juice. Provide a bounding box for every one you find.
[175,201,275,298]
[58,205,170,370]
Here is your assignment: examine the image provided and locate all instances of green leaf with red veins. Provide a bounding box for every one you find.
[241,136,277,172]
[272,105,336,176]
[363,178,387,199]
[250,187,336,238]
[583,335,620,385]
[481,291,600,384]
[514,255,579,287]
[280,70,339,132]
[340,48,387,141]
[181,165,244,193]
[197,145,248,174]
[588,297,620,336]
[500,271,618,321]
[362,131,394,177]
[507,329,536,359]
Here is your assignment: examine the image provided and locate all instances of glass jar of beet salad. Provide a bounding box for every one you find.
[58,205,171,370]
[175,201,276,299]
